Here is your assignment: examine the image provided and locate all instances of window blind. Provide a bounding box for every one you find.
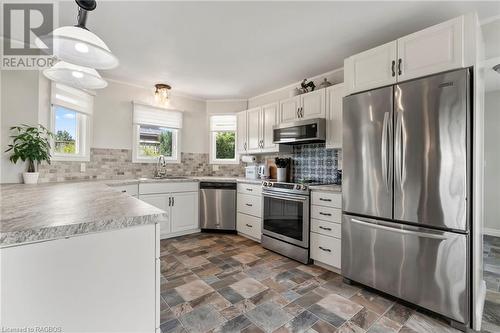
[210,115,236,131]
[133,103,183,129]
[51,83,93,115]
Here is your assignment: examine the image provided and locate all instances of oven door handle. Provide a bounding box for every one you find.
[262,192,308,202]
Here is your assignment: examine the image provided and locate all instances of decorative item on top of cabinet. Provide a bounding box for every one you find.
[301,78,316,92]
[344,14,474,95]
[318,78,333,89]
[326,83,345,149]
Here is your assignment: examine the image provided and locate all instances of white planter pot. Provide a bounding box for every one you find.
[23,172,39,184]
[277,168,287,182]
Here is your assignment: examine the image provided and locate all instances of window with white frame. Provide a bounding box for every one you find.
[50,83,92,161]
[133,102,182,163]
[209,115,238,164]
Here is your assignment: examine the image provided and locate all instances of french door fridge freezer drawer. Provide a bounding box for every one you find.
[341,214,469,324]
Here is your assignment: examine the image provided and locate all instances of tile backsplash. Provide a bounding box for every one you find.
[38,148,244,183]
[292,144,341,184]
[38,144,341,184]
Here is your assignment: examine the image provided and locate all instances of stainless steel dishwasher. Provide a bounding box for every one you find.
[199,182,236,232]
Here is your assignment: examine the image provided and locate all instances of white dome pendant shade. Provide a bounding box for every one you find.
[36,26,119,70]
[35,0,118,70]
[43,61,108,89]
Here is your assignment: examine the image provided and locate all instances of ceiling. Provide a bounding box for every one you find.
[58,1,500,99]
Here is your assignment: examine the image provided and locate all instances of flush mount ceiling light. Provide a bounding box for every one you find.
[43,61,108,90]
[154,84,171,106]
[36,0,118,69]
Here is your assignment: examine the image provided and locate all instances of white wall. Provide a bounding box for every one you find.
[484,90,500,235]
[1,71,40,183]
[206,100,247,115]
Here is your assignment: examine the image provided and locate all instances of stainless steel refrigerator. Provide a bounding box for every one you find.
[342,68,471,329]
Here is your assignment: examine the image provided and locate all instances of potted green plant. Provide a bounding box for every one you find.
[5,124,54,184]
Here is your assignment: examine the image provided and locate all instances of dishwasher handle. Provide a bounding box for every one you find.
[199,182,237,190]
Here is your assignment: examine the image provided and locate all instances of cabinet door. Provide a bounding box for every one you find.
[397,16,464,82]
[261,103,278,152]
[326,83,344,149]
[236,110,248,154]
[140,194,170,237]
[344,41,397,94]
[279,96,300,123]
[170,191,199,233]
[301,89,326,119]
[246,107,262,153]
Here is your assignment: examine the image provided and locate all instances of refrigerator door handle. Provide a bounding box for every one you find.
[381,112,390,191]
[395,111,403,188]
[350,218,451,240]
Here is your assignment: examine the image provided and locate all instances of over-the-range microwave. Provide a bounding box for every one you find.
[273,118,326,145]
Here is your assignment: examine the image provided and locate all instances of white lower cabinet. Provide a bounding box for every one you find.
[310,190,342,270]
[236,183,262,242]
[310,233,341,269]
[2,225,159,332]
[237,212,262,241]
[171,191,199,233]
[139,182,199,239]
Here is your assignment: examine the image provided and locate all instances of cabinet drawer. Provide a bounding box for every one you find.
[139,182,198,195]
[311,219,341,238]
[311,191,342,208]
[109,184,139,196]
[237,193,261,217]
[310,233,341,269]
[237,183,262,196]
[311,205,341,223]
[237,213,261,241]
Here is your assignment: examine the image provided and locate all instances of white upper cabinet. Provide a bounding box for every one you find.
[170,191,199,233]
[397,16,464,82]
[246,107,262,153]
[279,96,300,123]
[344,14,473,95]
[301,89,326,120]
[344,41,398,94]
[236,110,248,154]
[261,103,278,152]
[326,83,345,149]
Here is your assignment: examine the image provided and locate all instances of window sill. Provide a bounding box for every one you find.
[52,154,90,162]
[210,160,240,165]
[132,157,180,164]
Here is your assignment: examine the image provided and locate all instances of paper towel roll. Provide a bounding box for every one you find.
[241,155,257,163]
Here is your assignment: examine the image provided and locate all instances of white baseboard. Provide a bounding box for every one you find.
[314,260,341,274]
[160,229,201,240]
[484,228,500,237]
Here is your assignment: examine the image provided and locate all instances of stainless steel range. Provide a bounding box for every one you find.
[261,180,323,264]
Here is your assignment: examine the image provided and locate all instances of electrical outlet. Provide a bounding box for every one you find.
[213,165,219,171]
[80,163,86,173]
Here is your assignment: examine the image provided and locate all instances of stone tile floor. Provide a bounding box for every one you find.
[159,233,500,333]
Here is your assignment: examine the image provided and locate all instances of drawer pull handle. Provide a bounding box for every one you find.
[245,203,253,207]
[246,224,253,228]
[246,188,253,191]
[319,246,331,252]
[319,198,331,202]
[121,190,127,193]
[319,212,332,216]
[319,226,332,231]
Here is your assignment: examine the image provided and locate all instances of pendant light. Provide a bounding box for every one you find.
[36,0,118,69]
[43,61,108,89]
